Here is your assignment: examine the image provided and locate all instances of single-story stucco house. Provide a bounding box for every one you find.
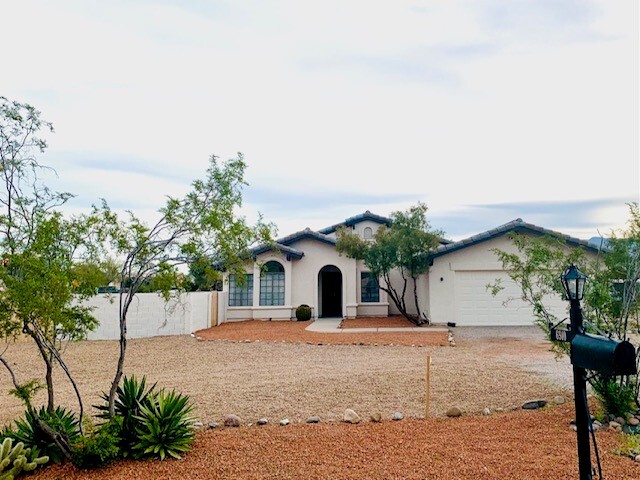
[218,211,599,326]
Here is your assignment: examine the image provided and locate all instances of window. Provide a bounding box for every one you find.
[260,261,285,306]
[228,274,253,306]
[363,227,373,240]
[361,272,379,302]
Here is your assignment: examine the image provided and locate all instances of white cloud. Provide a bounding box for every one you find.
[1,0,637,239]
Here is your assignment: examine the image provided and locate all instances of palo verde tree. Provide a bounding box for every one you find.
[0,97,109,458]
[99,153,273,418]
[336,203,442,325]
[491,203,640,410]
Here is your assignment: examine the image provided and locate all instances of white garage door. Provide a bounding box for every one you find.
[455,271,567,326]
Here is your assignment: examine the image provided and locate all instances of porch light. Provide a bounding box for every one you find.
[561,265,587,301]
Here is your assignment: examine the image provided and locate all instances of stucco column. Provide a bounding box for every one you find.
[252,264,261,309]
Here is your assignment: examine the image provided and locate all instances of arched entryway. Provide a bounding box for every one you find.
[318,265,343,318]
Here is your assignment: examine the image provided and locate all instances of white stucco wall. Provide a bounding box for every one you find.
[427,234,596,325]
[84,291,214,340]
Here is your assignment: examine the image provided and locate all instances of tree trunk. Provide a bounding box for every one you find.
[45,354,54,412]
[380,273,419,326]
[412,275,426,324]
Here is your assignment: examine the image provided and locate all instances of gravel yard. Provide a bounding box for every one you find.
[32,405,640,480]
[1,324,570,427]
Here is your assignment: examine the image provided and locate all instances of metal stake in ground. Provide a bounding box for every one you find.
[425,355,431,418]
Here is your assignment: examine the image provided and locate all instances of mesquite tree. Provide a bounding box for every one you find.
[491,203,640,408]
[336,204,442,325]
[101,154,273,417]
[0,97,108,455]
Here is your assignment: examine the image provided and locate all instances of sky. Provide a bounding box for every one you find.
[2,0,638,241]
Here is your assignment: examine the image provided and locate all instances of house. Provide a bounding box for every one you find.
[218,212,599,326]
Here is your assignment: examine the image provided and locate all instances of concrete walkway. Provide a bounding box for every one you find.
[305,318,448,333]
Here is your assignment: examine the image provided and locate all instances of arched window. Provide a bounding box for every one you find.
[260,261,285,306]
[363,227,373,240]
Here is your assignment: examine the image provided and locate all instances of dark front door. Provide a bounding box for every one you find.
[321,270,342,317]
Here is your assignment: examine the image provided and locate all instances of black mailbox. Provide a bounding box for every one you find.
[570,333,637,376]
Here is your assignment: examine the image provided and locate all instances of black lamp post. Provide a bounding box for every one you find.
[561,265,591,480]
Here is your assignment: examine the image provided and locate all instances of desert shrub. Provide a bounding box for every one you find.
[95,375,156,456]
[592,376,637,418]
[71,419,121,469]
[133,389,195,460]
[295,304,311,321]
[11,406,79,463]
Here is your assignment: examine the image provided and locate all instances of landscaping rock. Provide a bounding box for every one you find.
[370,413,382,423]
[392,412,404,421]
[628,417,639,426]
[343,409,361,424]
[224,414,241,427]
[552,396,565,405]
[570,425,577,431]
[614,416,626,426]
[446,407,462,418]
[208,421,218,429]
[482,407,491,416]
[306,416,320,424]
[280,419,290,426]
[194,421,204,429]
[522,400,547,410]
[635,454,640,463]
[257,418,268,425]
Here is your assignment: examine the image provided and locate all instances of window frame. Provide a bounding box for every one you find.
[228,273,254,306]
[360,271,380,303]
[259,261,285,306]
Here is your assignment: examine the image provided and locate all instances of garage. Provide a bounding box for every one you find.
[454,270,567,326]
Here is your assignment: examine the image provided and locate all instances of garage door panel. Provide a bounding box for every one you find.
[455,271,567,326]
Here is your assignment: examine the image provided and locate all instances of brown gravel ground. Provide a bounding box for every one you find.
[340,316,428,328]
[0,329,566,426]
[32,404,640,480]
[195,319,449,346]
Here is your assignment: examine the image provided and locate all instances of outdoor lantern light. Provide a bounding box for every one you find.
[562,264,587,301]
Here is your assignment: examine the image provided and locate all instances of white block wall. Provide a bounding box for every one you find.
[84,292,214,340]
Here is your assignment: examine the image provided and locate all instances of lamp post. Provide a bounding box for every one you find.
[561,265,591,480]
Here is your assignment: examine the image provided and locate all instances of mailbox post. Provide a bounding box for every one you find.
[561,265,592,480]
[559,265,638,480]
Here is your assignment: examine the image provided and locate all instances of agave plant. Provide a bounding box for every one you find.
[95,375,156,456]
[11,406,80,463]
[133,389,195,460]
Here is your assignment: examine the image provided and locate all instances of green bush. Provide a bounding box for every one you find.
[95,375,156,456]
[71,419,121,469]
[295,304,311,321]
[133,389,195,460]
[10,406,79,464]
[592,376,637,418]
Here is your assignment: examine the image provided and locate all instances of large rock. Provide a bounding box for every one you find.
[614,416,626,426]
[280,419,290,426]
[522,400,547,410]
[392,412,404,421]
[343,409,361,424]
[306,416,320,424]
[370,413,382,423]
[257,418,268,425]
[482,407,491,416]
[628,417,639,426]
[552,396,565,405]
[224,414,241,427]
[446,407,463,418]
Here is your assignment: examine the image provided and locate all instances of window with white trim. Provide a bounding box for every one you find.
[228,274,253,306]
[260,261,285,306]
[361,272,379,302]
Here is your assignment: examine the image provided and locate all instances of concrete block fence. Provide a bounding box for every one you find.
[83,291,219,340]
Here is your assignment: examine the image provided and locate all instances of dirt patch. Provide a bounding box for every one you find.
[340,316,429,328]
[33,405,639,480]
[195,320,448,346]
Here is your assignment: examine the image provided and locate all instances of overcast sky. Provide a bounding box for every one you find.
[2,0,638,240]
